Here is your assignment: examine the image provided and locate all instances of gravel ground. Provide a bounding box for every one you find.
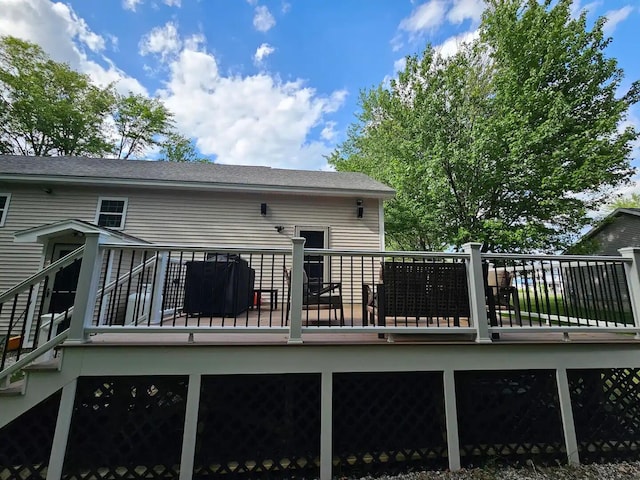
[354,461,640,479]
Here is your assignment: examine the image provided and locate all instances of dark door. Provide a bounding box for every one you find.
[48,244,82,314]
[299,230,326,287]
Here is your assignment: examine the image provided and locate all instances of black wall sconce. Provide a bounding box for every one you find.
[356,199,364,219]
[275,225,285,233]
[260,203,267,216]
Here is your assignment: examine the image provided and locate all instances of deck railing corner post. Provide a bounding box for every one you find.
[288,237,306,344]
[462,242,491,343]
[67,233,105,343]
[618,246,640,337]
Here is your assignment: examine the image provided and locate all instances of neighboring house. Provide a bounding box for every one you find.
[564,208,640,311]
[572,208,640,256]
[0,155,394,298]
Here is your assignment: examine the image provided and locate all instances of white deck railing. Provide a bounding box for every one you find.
[55,238,640,343]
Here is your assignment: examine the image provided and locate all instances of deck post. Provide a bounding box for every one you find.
[150,251,169,324]
[443,369,461,471]
[179,374,201,480]
[463,242,491,343]
[288,237,305,344]
[46,378,77,480]
[555,367,580,466]
[618,247,640,339]
[320,371,333,480]
[67,233,105,343]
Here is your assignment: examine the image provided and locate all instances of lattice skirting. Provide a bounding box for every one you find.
[2,369,640,479]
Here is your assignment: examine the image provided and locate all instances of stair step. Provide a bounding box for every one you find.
[0,380,25,396]
[23,359,61,372]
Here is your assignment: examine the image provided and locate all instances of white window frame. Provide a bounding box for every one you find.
[0,193,11,227]
[95,196,128,230]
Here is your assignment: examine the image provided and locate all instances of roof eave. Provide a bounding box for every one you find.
[0,174,396,199]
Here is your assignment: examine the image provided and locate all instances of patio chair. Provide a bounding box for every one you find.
[285,268,344,324]
[363,261,470,329]
[485,266,522,325]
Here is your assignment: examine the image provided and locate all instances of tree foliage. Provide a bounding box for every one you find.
[606,193,640,211]
[0,36,114,156]
[0,35,190,161]
[329,0,639,252]
[113,93,174,159]
[159,132,208,163]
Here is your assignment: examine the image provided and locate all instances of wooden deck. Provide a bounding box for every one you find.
[84,303,640,346]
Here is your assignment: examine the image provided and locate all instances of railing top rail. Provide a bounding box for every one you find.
[0,246,85,304]
[304,248,469,259]
[100,243,291,256]
[482,252,632,263]
[0,330,69,383]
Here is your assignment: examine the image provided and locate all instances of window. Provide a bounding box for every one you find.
[95,197,128,229]
[0,193,10,227]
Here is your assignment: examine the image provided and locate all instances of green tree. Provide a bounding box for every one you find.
[160,132,208,162]
[330,0,639,252]
[0,36,115,156]
[113,93,174,159]
[607,193,640,211]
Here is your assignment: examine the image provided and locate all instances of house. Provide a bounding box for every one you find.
[2,156,640,479]
[0,154,394,300]
[572,208,640,255]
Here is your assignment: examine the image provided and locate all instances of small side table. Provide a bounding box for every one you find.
[251,289,278,311]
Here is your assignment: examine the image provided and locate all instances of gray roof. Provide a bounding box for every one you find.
[580,208,640,241]
[0,155,395,198]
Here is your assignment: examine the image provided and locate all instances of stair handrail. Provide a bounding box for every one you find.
[0,330,68,385]
[35,253,159,333]
[0,246,85,304]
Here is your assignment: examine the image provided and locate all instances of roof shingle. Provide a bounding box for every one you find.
[0,155,394,197]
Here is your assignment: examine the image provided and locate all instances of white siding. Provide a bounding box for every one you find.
[0,184,382,296]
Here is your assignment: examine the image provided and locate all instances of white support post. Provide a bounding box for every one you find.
[443,369,461,471]
[24,245,47,347]
[179,374,201,480]
[98,251,114,325]
[618,247,640,339]
[320,372,333,480]
[556,368,580,466]
[462,242,491,343]
[150,251,168,324]
[46,378,77,480]
[67,233,104,343]
[288,237,305,344]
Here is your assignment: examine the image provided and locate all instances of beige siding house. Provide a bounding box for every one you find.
[0,155,394,295]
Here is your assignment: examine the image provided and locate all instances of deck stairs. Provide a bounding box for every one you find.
[0,354,71,428]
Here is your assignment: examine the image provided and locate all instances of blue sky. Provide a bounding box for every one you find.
[0,0,638,178]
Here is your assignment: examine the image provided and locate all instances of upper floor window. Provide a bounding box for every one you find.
[95,197,128,229]
[0,193,11,227]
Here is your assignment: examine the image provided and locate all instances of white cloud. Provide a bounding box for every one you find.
[393,57,407,73]
[123,0,143,11]
[0,0,146,95]
[253,43,275,65]
[435,29,479,58]
[399,0,448,33]
[447,0,485,24]
[570,0,603,18]
[253,5,276,32]
[163,0,181,6]
[320,121,337,141]
[158,39,348,169]
[139,22,182,61]
[281,1,291,14]
[603,6,635,36]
